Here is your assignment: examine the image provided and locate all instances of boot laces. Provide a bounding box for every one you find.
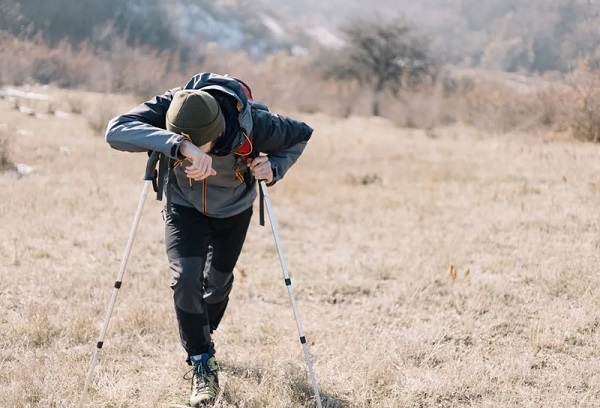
[184,358,217,394]
[194,361,212,390]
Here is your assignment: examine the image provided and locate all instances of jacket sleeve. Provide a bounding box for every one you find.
[105,87,187,158]
[251,108,313,184]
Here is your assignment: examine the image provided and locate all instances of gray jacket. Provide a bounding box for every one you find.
[105,73,313,218]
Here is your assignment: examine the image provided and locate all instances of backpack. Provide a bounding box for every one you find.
[182,73,269,161]
[152,73,268,222]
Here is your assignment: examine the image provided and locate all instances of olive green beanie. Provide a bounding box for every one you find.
[166,90,225,147]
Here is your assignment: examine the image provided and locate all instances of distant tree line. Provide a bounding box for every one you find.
[0,0,177,50]
[398,0,600,72]
[0,0,293,60]
[460,0,600,72]
[2,0,600,74]
[281,0,600,73]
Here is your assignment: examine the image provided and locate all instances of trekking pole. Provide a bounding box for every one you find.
[78,151,160,408]
[259,181,323,408]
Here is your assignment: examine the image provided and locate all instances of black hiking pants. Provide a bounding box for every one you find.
[165,204,253,357]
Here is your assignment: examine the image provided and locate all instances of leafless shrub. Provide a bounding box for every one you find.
[347,172,381,186]
[67,93,84,115]
[427,70,572,133]
[0,129,14,171]
[97,38,186,99]
[82,98,119,136]
[0,32,188,98]
[562,64,600,142]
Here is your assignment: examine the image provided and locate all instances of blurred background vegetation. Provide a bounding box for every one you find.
[1,0,599,142]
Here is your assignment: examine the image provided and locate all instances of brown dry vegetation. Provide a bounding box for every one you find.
[2,30,600,142]
[2,81,600,407]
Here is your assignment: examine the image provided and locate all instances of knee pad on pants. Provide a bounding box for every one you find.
[170,256,208,314]
[203,265,234,304]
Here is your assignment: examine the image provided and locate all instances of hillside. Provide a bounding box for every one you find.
[2,87,600,406]
[2,0,600,72]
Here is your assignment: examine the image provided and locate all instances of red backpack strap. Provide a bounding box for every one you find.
[235,132,253,165]
[234,77,253,100]
[233,78,254,161]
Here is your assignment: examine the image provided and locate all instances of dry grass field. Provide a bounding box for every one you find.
[2,87,600,408]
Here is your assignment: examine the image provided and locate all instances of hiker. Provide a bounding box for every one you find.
[105,72,313,406]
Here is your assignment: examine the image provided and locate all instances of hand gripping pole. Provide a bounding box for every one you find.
[259,181,323,408]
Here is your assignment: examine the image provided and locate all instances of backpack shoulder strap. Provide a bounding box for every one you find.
[185,73,250,108]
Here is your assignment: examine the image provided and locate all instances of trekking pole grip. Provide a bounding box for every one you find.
[144,151,160,181]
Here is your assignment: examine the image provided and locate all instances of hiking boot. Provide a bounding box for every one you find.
[189,353,219,406]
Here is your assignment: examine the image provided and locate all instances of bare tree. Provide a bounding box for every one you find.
[326,18,435,116]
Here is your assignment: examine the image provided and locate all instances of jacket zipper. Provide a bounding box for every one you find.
[202,178,207,214]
